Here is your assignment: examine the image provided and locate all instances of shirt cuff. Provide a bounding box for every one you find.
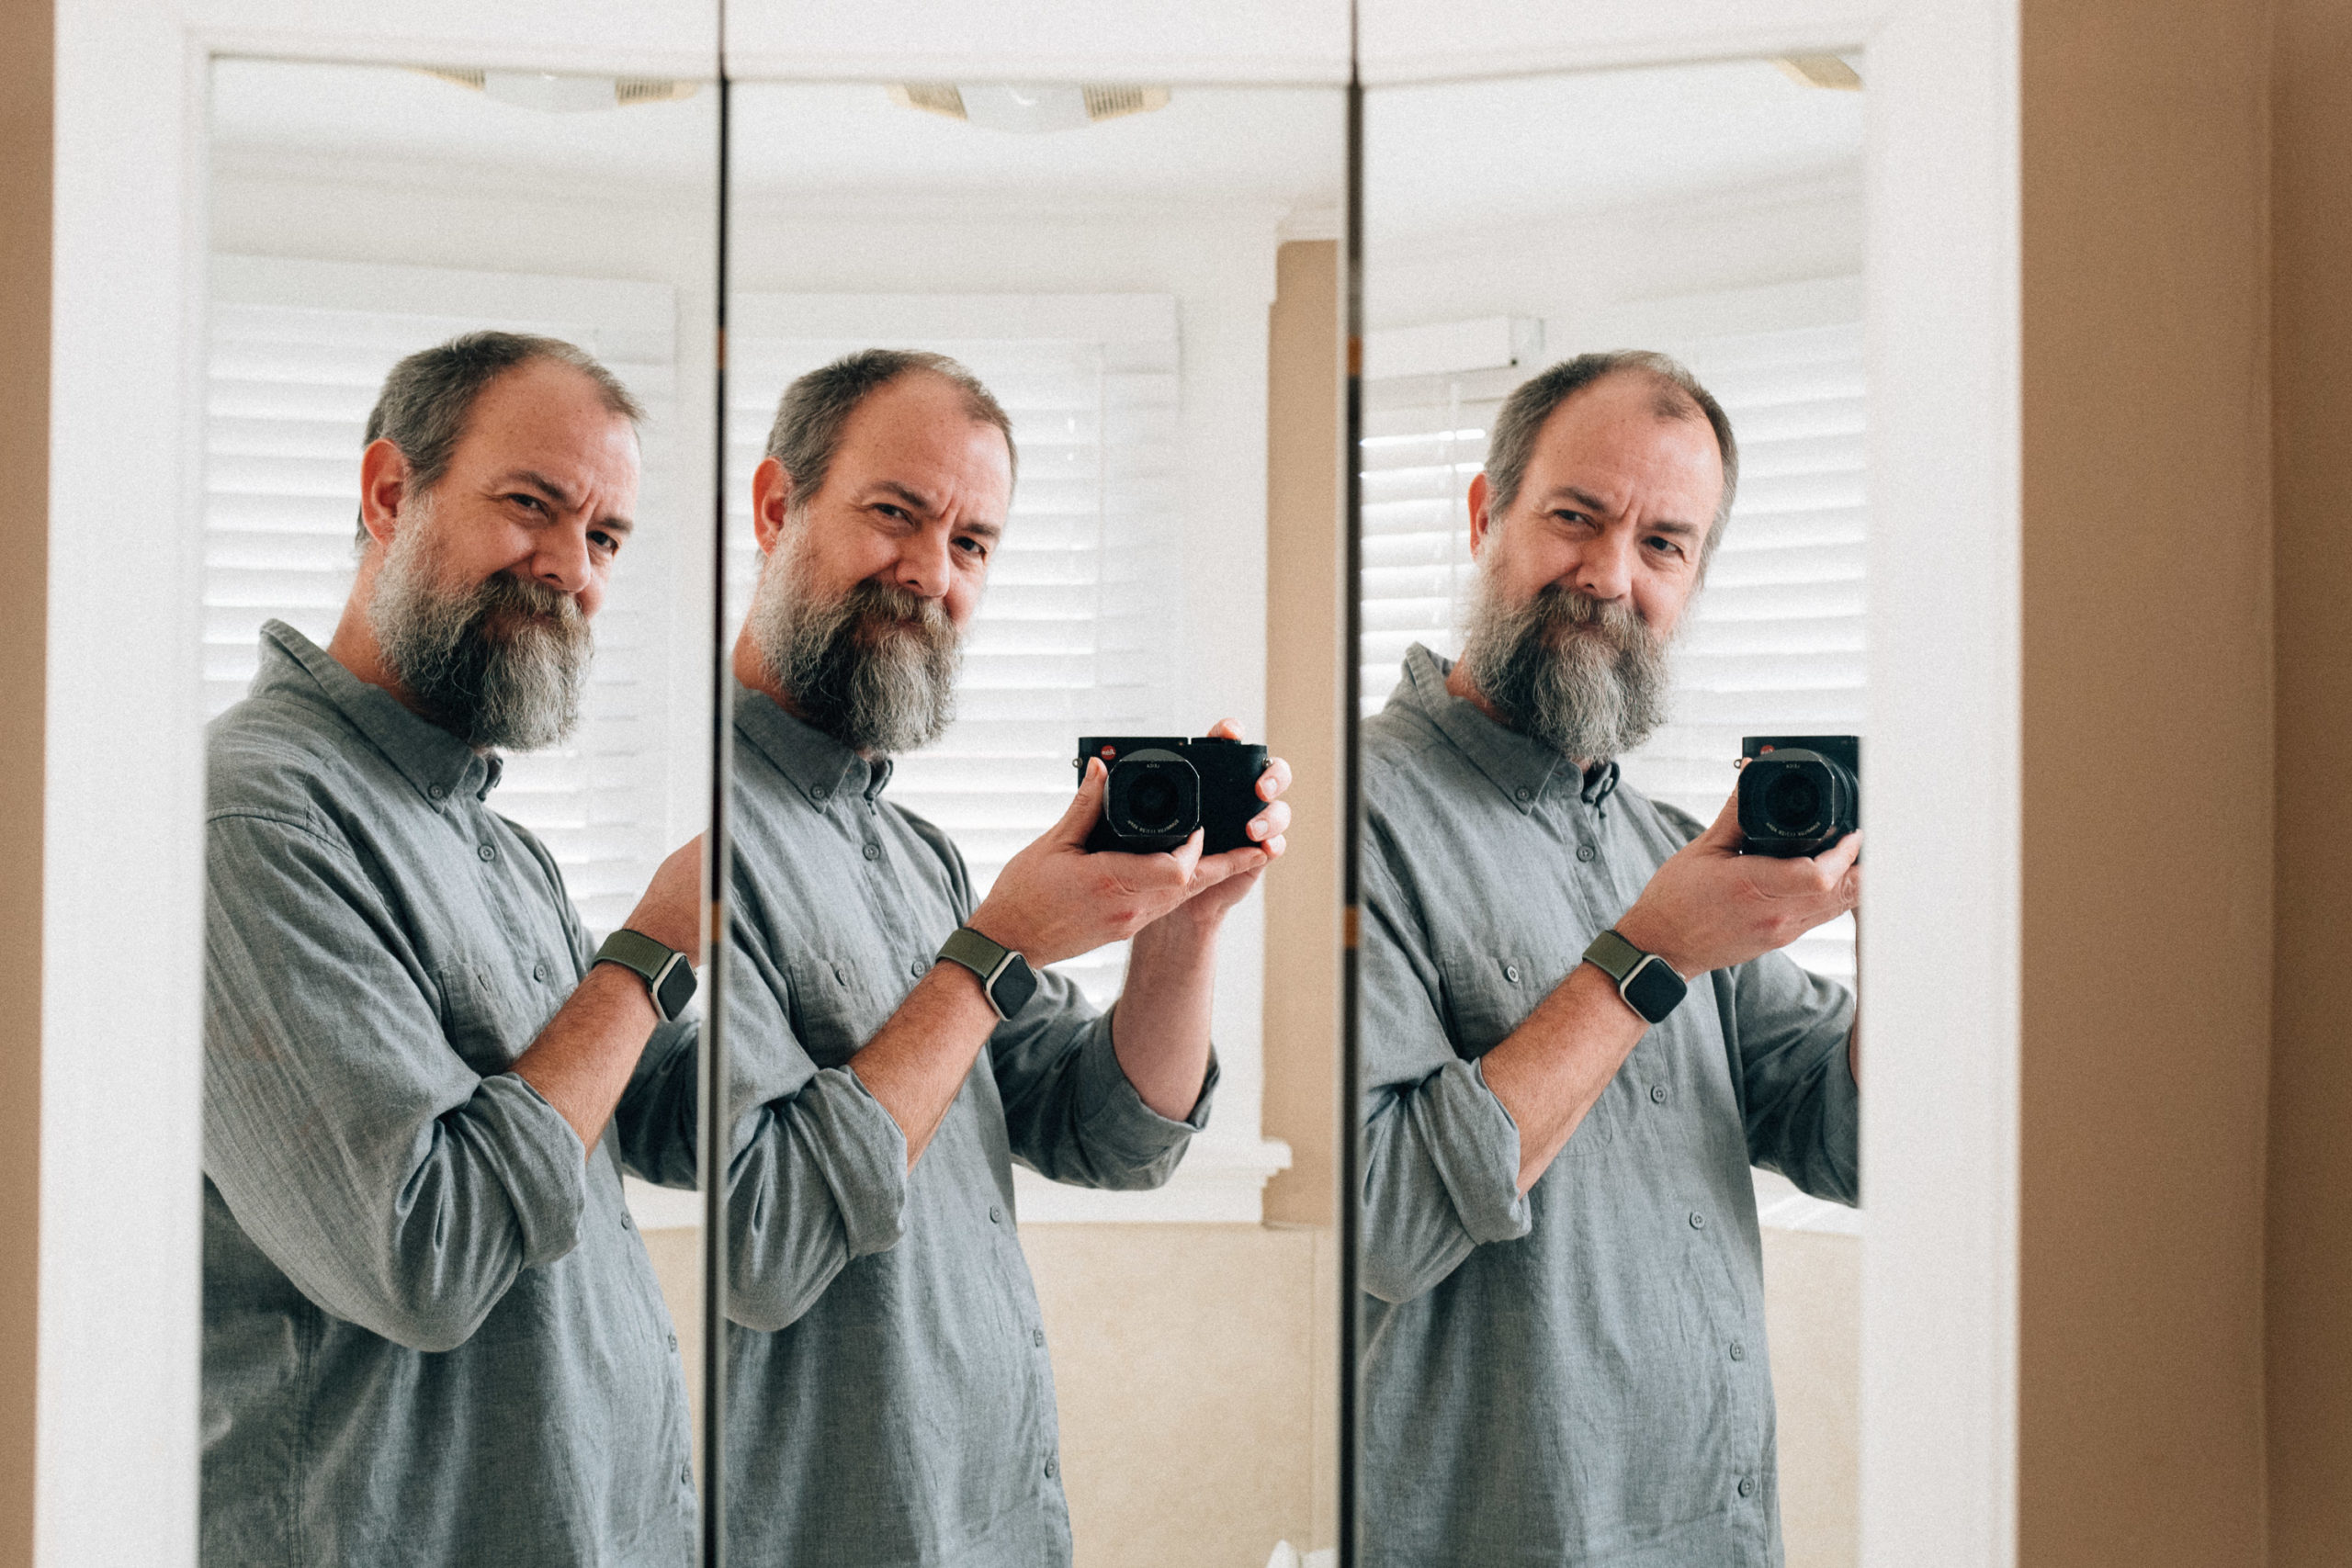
[472,1072,592,1269]
[1433,1057,1534,1247]
[795,1066,910,1258]
[1071,1013,1217,1168]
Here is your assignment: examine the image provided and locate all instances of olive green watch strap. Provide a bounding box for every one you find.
[935,926,1038,1021]
[1581,928,1647,986]
[594,928,696,1023]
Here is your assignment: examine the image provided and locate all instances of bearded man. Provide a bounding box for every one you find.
[1359,352,1864,1568]
[203,333,704,1567]
[717,348,1290,1567]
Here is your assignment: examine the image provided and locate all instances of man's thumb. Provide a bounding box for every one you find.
[1055,757,1108,845]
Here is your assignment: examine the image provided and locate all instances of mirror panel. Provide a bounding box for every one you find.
[198,55,719,1559]
[715,77,1345,1567]
[1356,58,1867,1567]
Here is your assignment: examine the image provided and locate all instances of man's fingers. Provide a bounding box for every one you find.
[1247,800,1293,842]
[1052,757,1109,847]
[1205,716,1245,740]
[1257,755,1294,801]
[1167,828,1206,881]
[1812,829,1863,880]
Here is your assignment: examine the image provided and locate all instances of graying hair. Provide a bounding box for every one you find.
[1483,351,1739,569]
[356,331,644,545]
[763,348,1017,507]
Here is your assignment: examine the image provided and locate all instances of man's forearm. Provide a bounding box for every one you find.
[510,963,663,1156]
[848,965,1002,1167]
[1106,908,1219,1121]
[1476,961,1649,1195]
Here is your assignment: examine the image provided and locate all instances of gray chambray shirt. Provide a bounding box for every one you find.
[203,622,699,1568]
[1360,645,1859,1568]
[721,684,1214,1568]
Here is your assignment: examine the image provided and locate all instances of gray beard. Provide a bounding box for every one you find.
[746,537,962,755]
[1456,577,1672,764]
[368,508,593,751]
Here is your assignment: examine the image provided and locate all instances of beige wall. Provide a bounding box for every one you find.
[1024,1225,1332,1568]
[0,0,48,1557]
[1763,1231,1860,1568]
[1261,239,1344,1229]
[2267,0,2352,1560]
[2019,0,2274,1562]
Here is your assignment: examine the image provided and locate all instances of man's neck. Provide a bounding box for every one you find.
[731,631,877,759]
[1441,655,1595,774]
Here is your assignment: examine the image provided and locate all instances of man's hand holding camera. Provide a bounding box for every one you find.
[1613,784,1860,981]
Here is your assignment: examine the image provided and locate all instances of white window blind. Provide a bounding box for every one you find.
[726,294,1182,1007]
[204,255,685,935]
[1359,299,1864,983]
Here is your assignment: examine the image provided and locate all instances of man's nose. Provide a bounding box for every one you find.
[1572,529,1637,602]
[893,528,953,601]
[534,525,593,596]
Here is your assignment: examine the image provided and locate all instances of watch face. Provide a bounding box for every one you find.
[991,954,1040,1021]
[1623,956,1687,1024]
[654,957,699,1021]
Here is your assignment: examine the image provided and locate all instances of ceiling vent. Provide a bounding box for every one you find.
[887,82,1171,133]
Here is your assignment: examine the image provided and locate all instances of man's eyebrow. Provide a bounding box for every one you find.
[1544,484,1701,537]
[492,470,633,535]
[959,518,1004,543]
[872,479,939,515]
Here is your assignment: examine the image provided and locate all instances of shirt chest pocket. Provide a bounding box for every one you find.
[430,956,536,1077]
[786,953,885,1070]
[1434,942,1577,1059]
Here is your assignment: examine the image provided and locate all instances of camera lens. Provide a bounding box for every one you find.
[1763,769,1821,831]
[1127,771,1182,832]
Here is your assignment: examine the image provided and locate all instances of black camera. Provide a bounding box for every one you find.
[1076,736,1269,854]
[1737,735,1860,857]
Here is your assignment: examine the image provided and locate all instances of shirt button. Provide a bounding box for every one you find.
[1729,1340,1747,1361]
[1576,843,1597,863]
[1649,1084,1668,1104]
[911,960,928,978]
[1737,1475,1756,1499]
[1513,785,1532,802]
[1045,1459,1058,1480]
[811,785,831,804]
[1689,1212,1706,1230]
[621,1213,633,1231]
[1503,964,1521,985]
[863,841,881,862]
[669,1332,679,1351]
[681,1462,694,1486]
[532,961,548,982]
[1033,1327,1046,1347]
[428,783,448,801]
[989,1205,1002,1224]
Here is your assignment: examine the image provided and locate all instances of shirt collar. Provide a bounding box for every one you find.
[1390,643,1618,815]
[253,619,502,805]
[731,679,895,808]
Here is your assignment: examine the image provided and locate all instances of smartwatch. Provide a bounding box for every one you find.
[594,929,698,1023]
[935,926,1039,1022]
[1581,928,1687,1026]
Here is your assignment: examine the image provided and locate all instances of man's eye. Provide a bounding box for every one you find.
[590,530,622,555]
[876,503,911,523]
[1646,536,1684,558]
[508,494,549,515]
[956,537,989,560]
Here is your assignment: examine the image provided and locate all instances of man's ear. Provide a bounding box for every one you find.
[750,456,795,556]
[357,438,413,551]
[1466,471,1495,561]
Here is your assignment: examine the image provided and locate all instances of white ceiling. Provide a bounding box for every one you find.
[210,55,1861,231]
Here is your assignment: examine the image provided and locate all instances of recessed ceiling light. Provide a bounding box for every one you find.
[1772,55,1864,92]
[412,67,700,113]
[887,82,1171,133]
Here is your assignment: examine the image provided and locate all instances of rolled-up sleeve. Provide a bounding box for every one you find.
[203,811,586,1354]
[1720,951,1860,1205]
[1360,818,1532,1304]
[993,978,1216,1191]
[722,897,910,1333]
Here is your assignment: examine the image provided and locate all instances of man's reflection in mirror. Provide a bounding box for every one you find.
[202,335,704,1566]
[1358,353,1861,1565]
[718,350,1291,1566]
